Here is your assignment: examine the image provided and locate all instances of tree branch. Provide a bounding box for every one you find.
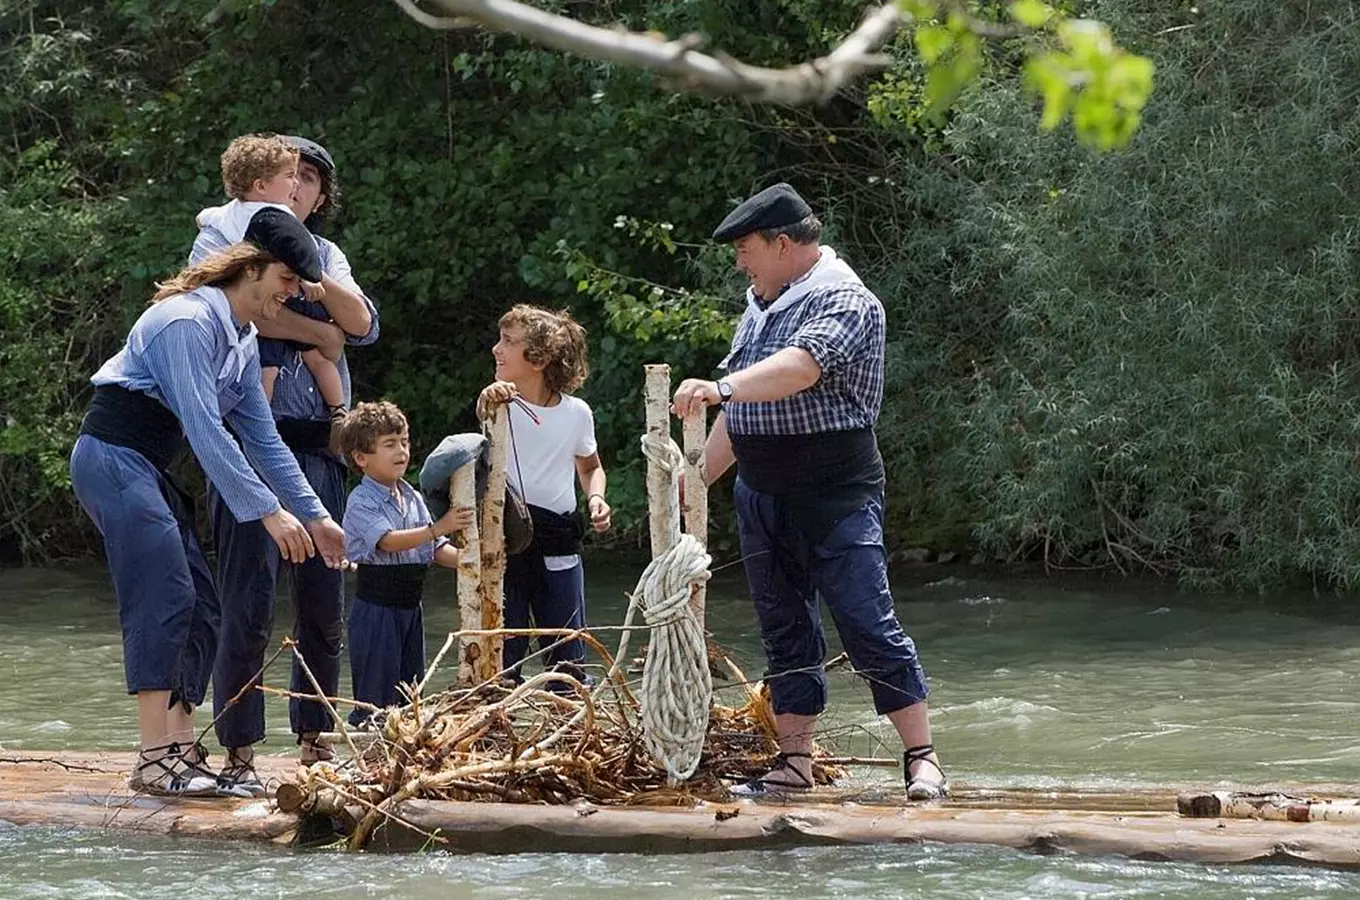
[394,0,478,30]
[396,0,910,104]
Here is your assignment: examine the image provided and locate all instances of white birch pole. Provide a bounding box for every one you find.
[643,364,680,558]
[476,404,509,681]
[681,410,708,625]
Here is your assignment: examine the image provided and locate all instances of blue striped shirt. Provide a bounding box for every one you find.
[90,286,328,523]
[190,229,380,422]
[722,261,886,436]
[343,476,445,565]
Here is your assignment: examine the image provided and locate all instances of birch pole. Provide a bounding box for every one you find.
[643,365,680,557]
[476,404,509,681]
[681,410,707,625]
[452,460,484,687]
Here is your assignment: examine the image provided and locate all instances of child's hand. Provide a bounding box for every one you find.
[301,280,326,302]
[477,381,518,421]
[588,494,611,533]
[433,505,476,538]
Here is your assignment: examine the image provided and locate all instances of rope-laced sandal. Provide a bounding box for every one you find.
[128,742,220,797]
[729,751,816,798]
[299,734,335,766]
[217,748,267,798]
[904,743,949,801]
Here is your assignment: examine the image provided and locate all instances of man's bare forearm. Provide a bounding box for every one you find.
[318,275,373,337]
[726,347,821,403]
[255,309,345,361]
[706,412,736,485]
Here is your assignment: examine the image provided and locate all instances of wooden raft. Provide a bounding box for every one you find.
[4,752,1360,866]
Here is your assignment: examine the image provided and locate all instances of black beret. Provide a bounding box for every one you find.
[282,135,335,177]
[711,182,813,242]
[244,207,323,283]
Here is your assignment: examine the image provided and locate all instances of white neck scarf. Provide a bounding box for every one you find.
[744,245,862,340]
[198,286,259,381]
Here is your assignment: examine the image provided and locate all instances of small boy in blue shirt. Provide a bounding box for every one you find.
[337,401,473,725]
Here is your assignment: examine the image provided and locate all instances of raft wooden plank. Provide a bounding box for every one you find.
[4,751,1360,867]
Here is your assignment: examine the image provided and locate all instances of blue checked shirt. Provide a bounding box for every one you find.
[721,273,886,437]
[190,230,380,422]
[343,476,446,566]
[90,286,327,523]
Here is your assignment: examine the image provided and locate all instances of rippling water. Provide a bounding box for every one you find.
[4,563,1360,897]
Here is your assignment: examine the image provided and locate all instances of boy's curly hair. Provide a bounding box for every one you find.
[220,134,298,200]
[336,401,409,470]
[499,305,590,395]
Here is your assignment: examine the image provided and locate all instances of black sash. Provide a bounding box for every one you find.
[730,427,885,542]
[275,418,332,454]
[526,505,586,557]
[355,563,427,609]
[78,384,186,473]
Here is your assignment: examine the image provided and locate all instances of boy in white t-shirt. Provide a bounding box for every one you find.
[478,305,611,683]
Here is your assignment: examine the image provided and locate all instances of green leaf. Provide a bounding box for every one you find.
[1010,0,1054,28]
[914,25,954,66]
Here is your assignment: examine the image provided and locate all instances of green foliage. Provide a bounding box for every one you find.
[937,0,1360,588]
[1023,18,1154,149]
[18,0,1355,594]
[891,0,1153,149]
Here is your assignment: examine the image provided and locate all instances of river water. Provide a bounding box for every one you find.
[3,562,1359,898]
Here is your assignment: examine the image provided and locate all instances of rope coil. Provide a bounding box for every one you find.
[619,432,714,783]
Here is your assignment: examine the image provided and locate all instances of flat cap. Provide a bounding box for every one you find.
[244,207,323,283]
[282,135,335,176]
[711,182,812,242]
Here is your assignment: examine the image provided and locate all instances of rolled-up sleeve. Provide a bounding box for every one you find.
[141,322,281,522]
[342,489,389,562]
[323,242,380,346]
[786,286,877,378]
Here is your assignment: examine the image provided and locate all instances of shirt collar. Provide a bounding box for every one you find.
[753,250,823,308]
[361,475,408,505]
[196,285,259,380]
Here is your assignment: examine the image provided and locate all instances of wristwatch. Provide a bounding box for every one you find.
[715,379,734,403]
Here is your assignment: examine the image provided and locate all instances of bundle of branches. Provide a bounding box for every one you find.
[276,634,845,850]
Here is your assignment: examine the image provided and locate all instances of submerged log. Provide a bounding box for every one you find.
[5,751,1360,867]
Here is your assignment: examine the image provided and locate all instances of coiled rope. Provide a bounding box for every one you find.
[610,432,713,784]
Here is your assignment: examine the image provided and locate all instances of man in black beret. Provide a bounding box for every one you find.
[673,184,948,801]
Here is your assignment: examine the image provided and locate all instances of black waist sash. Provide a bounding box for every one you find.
[355,563,427,609]
[527,505,586,557]
[275,418,332,454]
[78,384,186,472]
[730,427,885,542]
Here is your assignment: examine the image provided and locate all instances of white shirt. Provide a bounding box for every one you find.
[506,393,597,570]
[194,199,296,243]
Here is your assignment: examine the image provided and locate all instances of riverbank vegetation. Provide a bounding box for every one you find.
[4,0,1357,590]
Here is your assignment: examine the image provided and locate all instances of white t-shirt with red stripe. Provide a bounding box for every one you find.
[506,393,597,570]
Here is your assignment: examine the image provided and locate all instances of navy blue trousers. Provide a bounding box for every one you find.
[733,478,929,717]
[346,597,425,726]
[502,554,587,679]
[209,449,345,747]
[70,435,220,706]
